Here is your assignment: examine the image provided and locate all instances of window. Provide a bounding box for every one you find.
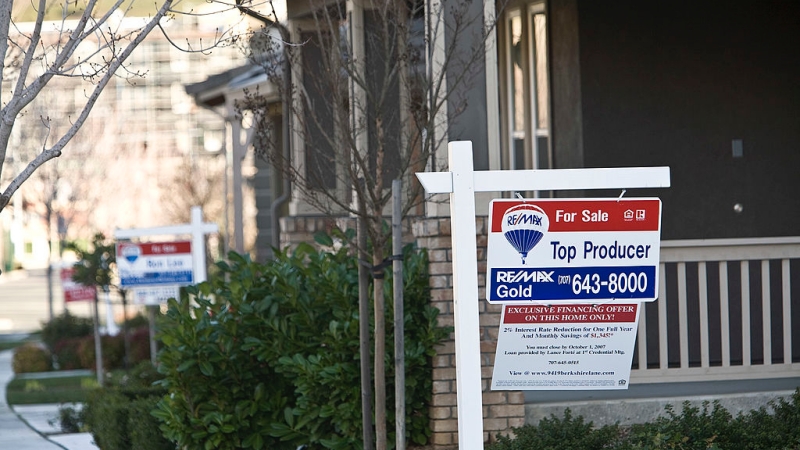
[503,2,550,172]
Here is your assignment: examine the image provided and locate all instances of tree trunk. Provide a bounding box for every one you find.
[373,242,387,450]
[358,210,375,450]
[93,293,104,385]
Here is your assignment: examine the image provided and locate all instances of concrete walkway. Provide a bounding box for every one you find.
[0,349,98,450]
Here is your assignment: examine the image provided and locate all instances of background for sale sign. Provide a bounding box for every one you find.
[487,198,662,303]
[60,266,96,303]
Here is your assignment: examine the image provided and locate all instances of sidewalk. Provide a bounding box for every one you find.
[0,349,98,450]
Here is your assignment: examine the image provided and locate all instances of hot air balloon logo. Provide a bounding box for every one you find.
[501,204,549,264]
[120,244,141,264]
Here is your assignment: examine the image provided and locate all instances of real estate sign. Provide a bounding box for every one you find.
[60,266,96,302]
[116,241,193,287]
[486,198,662,304]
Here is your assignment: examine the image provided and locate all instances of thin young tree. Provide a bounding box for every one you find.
[239,1,502,448]
[0,0,245,213]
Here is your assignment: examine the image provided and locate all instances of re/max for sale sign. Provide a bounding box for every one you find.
[486,198,662,304]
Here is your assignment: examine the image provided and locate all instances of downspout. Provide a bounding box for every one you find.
[235,3,292,253]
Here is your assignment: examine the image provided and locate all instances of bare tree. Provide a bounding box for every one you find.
[240,1,501,448]
[0,0,247,212]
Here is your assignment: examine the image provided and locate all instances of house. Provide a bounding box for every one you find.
[190,0,800,446]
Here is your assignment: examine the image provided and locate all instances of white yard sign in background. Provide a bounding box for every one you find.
[115,206,218,305]
[116,241,193,288]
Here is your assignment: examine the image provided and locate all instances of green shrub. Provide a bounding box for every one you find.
[489,390,800,450]
[623,401,735,449]
[58,404,89,433]
[77,334,126,371]
[85,389,131,450]
[84,375,171,450]
[154,241,448,450]
[128,326,152,365]
[728,390,800,450]
[41,310,93,353]
[489,409,620,450]
[128,396,173,450]
[53,337,86,370]
[104,361,164,394]
[12,343,52,373]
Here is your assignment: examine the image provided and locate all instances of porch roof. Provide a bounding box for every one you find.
[185,60,282,108]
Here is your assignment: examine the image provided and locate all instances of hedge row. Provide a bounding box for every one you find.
[12,329,152,374]
[69,362,173,450]
[489,390,800,450]
[9,311,155,374]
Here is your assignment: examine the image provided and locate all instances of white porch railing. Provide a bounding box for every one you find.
[630,237,800,383]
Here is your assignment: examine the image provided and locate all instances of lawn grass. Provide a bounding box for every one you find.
[5,375,99,405]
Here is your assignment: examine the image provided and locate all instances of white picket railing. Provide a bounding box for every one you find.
[630,237,800,383]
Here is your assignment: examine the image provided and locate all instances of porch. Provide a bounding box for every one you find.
[525,237,800,425]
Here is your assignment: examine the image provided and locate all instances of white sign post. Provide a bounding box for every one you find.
[415,141,670,449]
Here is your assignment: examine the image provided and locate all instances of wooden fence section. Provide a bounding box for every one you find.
[630,237,800,383]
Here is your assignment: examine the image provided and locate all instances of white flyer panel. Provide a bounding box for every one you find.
[133,286,180,306]
[486,198,662,304]
[491,303,640,390]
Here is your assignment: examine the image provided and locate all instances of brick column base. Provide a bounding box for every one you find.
[413,217,525,447]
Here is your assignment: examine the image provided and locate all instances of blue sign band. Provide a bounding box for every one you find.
[489,266,656,301]
[120,270,193,287]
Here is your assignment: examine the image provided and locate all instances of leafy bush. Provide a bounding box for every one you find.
[106,360,164,391]
[128,396,173,450]
[127,326,152,365]
[489,390,800,450]
[84,363,170,450]
[623,401,735,449]
[489,409,620,450]
[41,310,93,353]
[155,242,448,450]
[58,404,89,433]
[726,390,800,450]
[78,334,125,371]
[53,337,86,370]
[85,389,131,450]
[12,343,52,373]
